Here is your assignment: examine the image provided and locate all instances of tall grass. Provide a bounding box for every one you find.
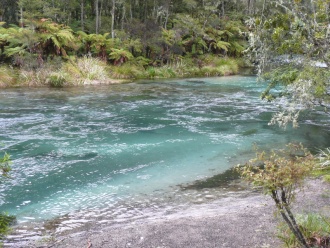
[18,67,55,86]
[312,148,330,183]
[0,66,17,87]
[109,55,240,79]
[278,214,330,247]
[63,57,109,85]
[0,213,16,240]
[109,63,143,79]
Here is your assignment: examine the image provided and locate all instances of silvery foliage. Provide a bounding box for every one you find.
[245,1,330,128]
[318,148,330,167]
[269,79,316,128]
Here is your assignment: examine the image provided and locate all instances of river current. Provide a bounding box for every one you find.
[0,76,329,230]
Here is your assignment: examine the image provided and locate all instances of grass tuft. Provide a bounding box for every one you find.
[0,213,16,239]
[278,214,330,248]
[0,66,17,87]
[64,57,109,84]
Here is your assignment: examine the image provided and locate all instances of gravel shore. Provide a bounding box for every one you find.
[24,178,326,248]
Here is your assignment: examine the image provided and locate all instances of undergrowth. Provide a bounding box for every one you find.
[278,214,330,248]
[0,213,16,240]
[312,148,330,183]
[0,55,243,87]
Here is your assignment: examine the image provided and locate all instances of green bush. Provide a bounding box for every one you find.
[238,143,315,248]
[0,213,15,239]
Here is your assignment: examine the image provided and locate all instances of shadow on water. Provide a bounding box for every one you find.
[186,80,206,84]
[179,167,241,190]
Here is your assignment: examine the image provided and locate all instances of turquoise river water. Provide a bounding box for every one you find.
[0,76,329,226]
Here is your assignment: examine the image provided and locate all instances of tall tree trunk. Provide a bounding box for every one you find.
[271,190,310,248]
[95,0,99,34]
[153,0,157,20]
[81,0,85,31]
[121,3,126,30]
[129,0,133,20]
[99,0,103,31]
[20,7,23,28]
[164,1,170,29]
[111,0,115,39]
[221,0,225,17]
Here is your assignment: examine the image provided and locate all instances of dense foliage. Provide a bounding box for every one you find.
[0,1,254,69]
[246,0,330,127]
[0,0,273,86]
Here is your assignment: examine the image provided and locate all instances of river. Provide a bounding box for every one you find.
[0,76,329,239]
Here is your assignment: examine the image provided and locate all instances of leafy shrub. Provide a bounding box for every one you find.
[238,143,315,248]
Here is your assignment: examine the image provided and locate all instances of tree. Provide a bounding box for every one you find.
[109,48,133,65]
[0,24,38,67]
[36,19,76,58]
[246,0,330,127]
[90,32,112,60]
[111,0,116,38]
[238,143,315,248]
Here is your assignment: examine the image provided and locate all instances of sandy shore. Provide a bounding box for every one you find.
[10,178,321,248]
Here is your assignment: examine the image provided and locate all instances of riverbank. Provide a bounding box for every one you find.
[6,177,329,248]
[0,56,249,88]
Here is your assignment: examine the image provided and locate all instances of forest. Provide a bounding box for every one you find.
[0,0,267,86]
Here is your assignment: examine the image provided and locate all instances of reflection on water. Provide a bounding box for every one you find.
[0,76,329,237]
